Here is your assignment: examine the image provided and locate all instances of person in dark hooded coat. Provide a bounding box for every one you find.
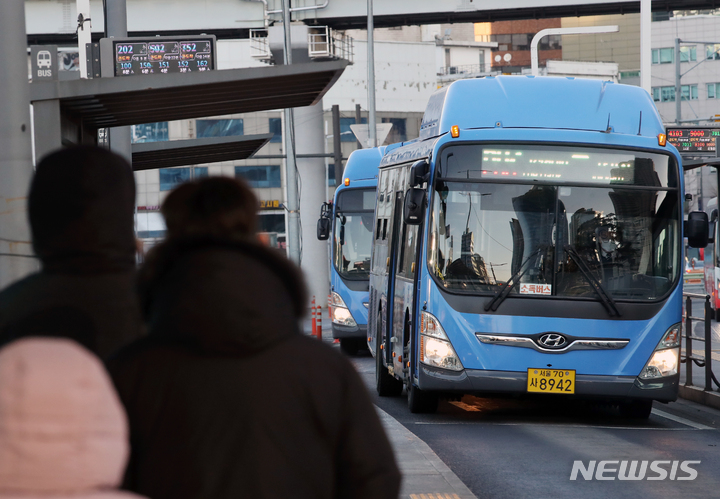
[0,146,144,360]
[108,177,401,499]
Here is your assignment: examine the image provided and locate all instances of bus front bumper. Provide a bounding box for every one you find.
[418,364,679,403]
[331,322,367,340]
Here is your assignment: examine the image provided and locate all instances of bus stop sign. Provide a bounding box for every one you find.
[31,45,57,81]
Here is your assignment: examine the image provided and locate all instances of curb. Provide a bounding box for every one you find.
[678,385,720,410]
[376,407,477,499]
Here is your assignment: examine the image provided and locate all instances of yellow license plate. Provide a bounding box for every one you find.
[527,368,575,394]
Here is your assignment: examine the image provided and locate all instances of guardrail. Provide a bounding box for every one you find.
[681,292,720,391]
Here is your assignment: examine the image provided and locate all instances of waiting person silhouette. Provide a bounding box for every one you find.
[0,146,144,360]
[109,176,401,499]
[0,337,147,499]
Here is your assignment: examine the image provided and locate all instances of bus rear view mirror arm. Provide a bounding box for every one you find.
[410,159,430,187]
[685,211,709,248]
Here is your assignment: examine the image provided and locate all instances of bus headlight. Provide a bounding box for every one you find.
[639,324,680,379]
[419,311,463,371]
[330,292,357,327]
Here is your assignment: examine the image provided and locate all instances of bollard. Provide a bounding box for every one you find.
[705,296,713,392]
[311,296,316,338]
[685,295,693,387]
[328,293,332,319]
[317,309,323,340]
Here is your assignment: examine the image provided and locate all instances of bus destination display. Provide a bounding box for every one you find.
[665,127,720,155]
[114,38,214,76]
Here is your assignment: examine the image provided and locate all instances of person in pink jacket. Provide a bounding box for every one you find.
[0,338,146,499]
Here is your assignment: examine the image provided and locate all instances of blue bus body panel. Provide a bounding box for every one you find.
[423,275,682,377]
[411,126,683,378]
[331,274,369,324]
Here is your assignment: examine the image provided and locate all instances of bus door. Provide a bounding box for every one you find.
[382,190,405,368]
[391,220,421,378]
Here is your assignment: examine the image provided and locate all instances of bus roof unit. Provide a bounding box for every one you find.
[419,76,664,140]
[341,146,385,183]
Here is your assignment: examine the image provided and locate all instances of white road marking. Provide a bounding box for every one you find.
[413,421,704,430]
[651,408,714,430]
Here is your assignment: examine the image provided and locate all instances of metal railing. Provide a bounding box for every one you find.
[438,64,486,76]
[308,27,354,63]
[250,28,271,60]
[249,27,354,64]
[682,292,720,391]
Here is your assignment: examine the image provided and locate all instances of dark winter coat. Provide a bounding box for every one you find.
[108,237,401,499]
[0,146,144,360]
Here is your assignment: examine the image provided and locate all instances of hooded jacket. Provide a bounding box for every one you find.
[0,337,145,499]
[109,237,401,499]
[0,146,144,360]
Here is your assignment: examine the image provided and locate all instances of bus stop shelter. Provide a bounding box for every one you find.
[29,59,348,169]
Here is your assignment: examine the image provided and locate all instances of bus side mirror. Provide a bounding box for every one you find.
[685,211,709,248]
[404,188,426,225]
[317,218,330,240]
[410,159,429,187]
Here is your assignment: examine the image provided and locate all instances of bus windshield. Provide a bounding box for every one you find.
[428,144,680,301]
[334,188,376,280]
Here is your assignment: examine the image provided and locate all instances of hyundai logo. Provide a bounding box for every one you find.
[537,333,568,349]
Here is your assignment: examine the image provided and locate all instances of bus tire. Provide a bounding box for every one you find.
[340,338,360,356]
[715,308,720,322]
[619,399,653,419]
[408,384,439,414]
[376,320,403,397]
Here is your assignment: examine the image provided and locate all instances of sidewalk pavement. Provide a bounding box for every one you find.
[303,310,477,499]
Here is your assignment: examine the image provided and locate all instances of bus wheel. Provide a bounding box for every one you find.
[619,399,653,419]
[340,338,360,356]
[715,308,720,322]
[376,323,403,397]
[408,384,439,414]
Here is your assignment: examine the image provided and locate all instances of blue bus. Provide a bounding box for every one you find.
[369,76,709,416]
[318,147,385,355]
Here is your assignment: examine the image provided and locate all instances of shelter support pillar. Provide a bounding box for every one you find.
[32,100,63,162]
[0,0,38,287]
[295,99,329,308]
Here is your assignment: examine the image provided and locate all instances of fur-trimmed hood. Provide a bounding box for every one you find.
[137,237,307,356]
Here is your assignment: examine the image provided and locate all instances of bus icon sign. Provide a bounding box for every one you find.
[37,51,51,68]
[31,45,57,81]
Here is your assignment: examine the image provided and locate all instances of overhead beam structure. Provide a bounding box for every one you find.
[296,1,720,30]
[26,0,720,44]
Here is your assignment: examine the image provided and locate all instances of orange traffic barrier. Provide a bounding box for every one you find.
[311,296,316,338]
[316,308,323,340]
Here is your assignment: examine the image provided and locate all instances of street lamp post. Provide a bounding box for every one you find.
[673,39,720,125]
[367,0,377,148]
[530,26,619,77]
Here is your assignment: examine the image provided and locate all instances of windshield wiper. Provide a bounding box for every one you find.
[484,246,544,312]
[563,244,621,317]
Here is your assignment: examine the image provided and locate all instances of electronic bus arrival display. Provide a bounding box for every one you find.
[113,37,215,77]
[665,127,720,155]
